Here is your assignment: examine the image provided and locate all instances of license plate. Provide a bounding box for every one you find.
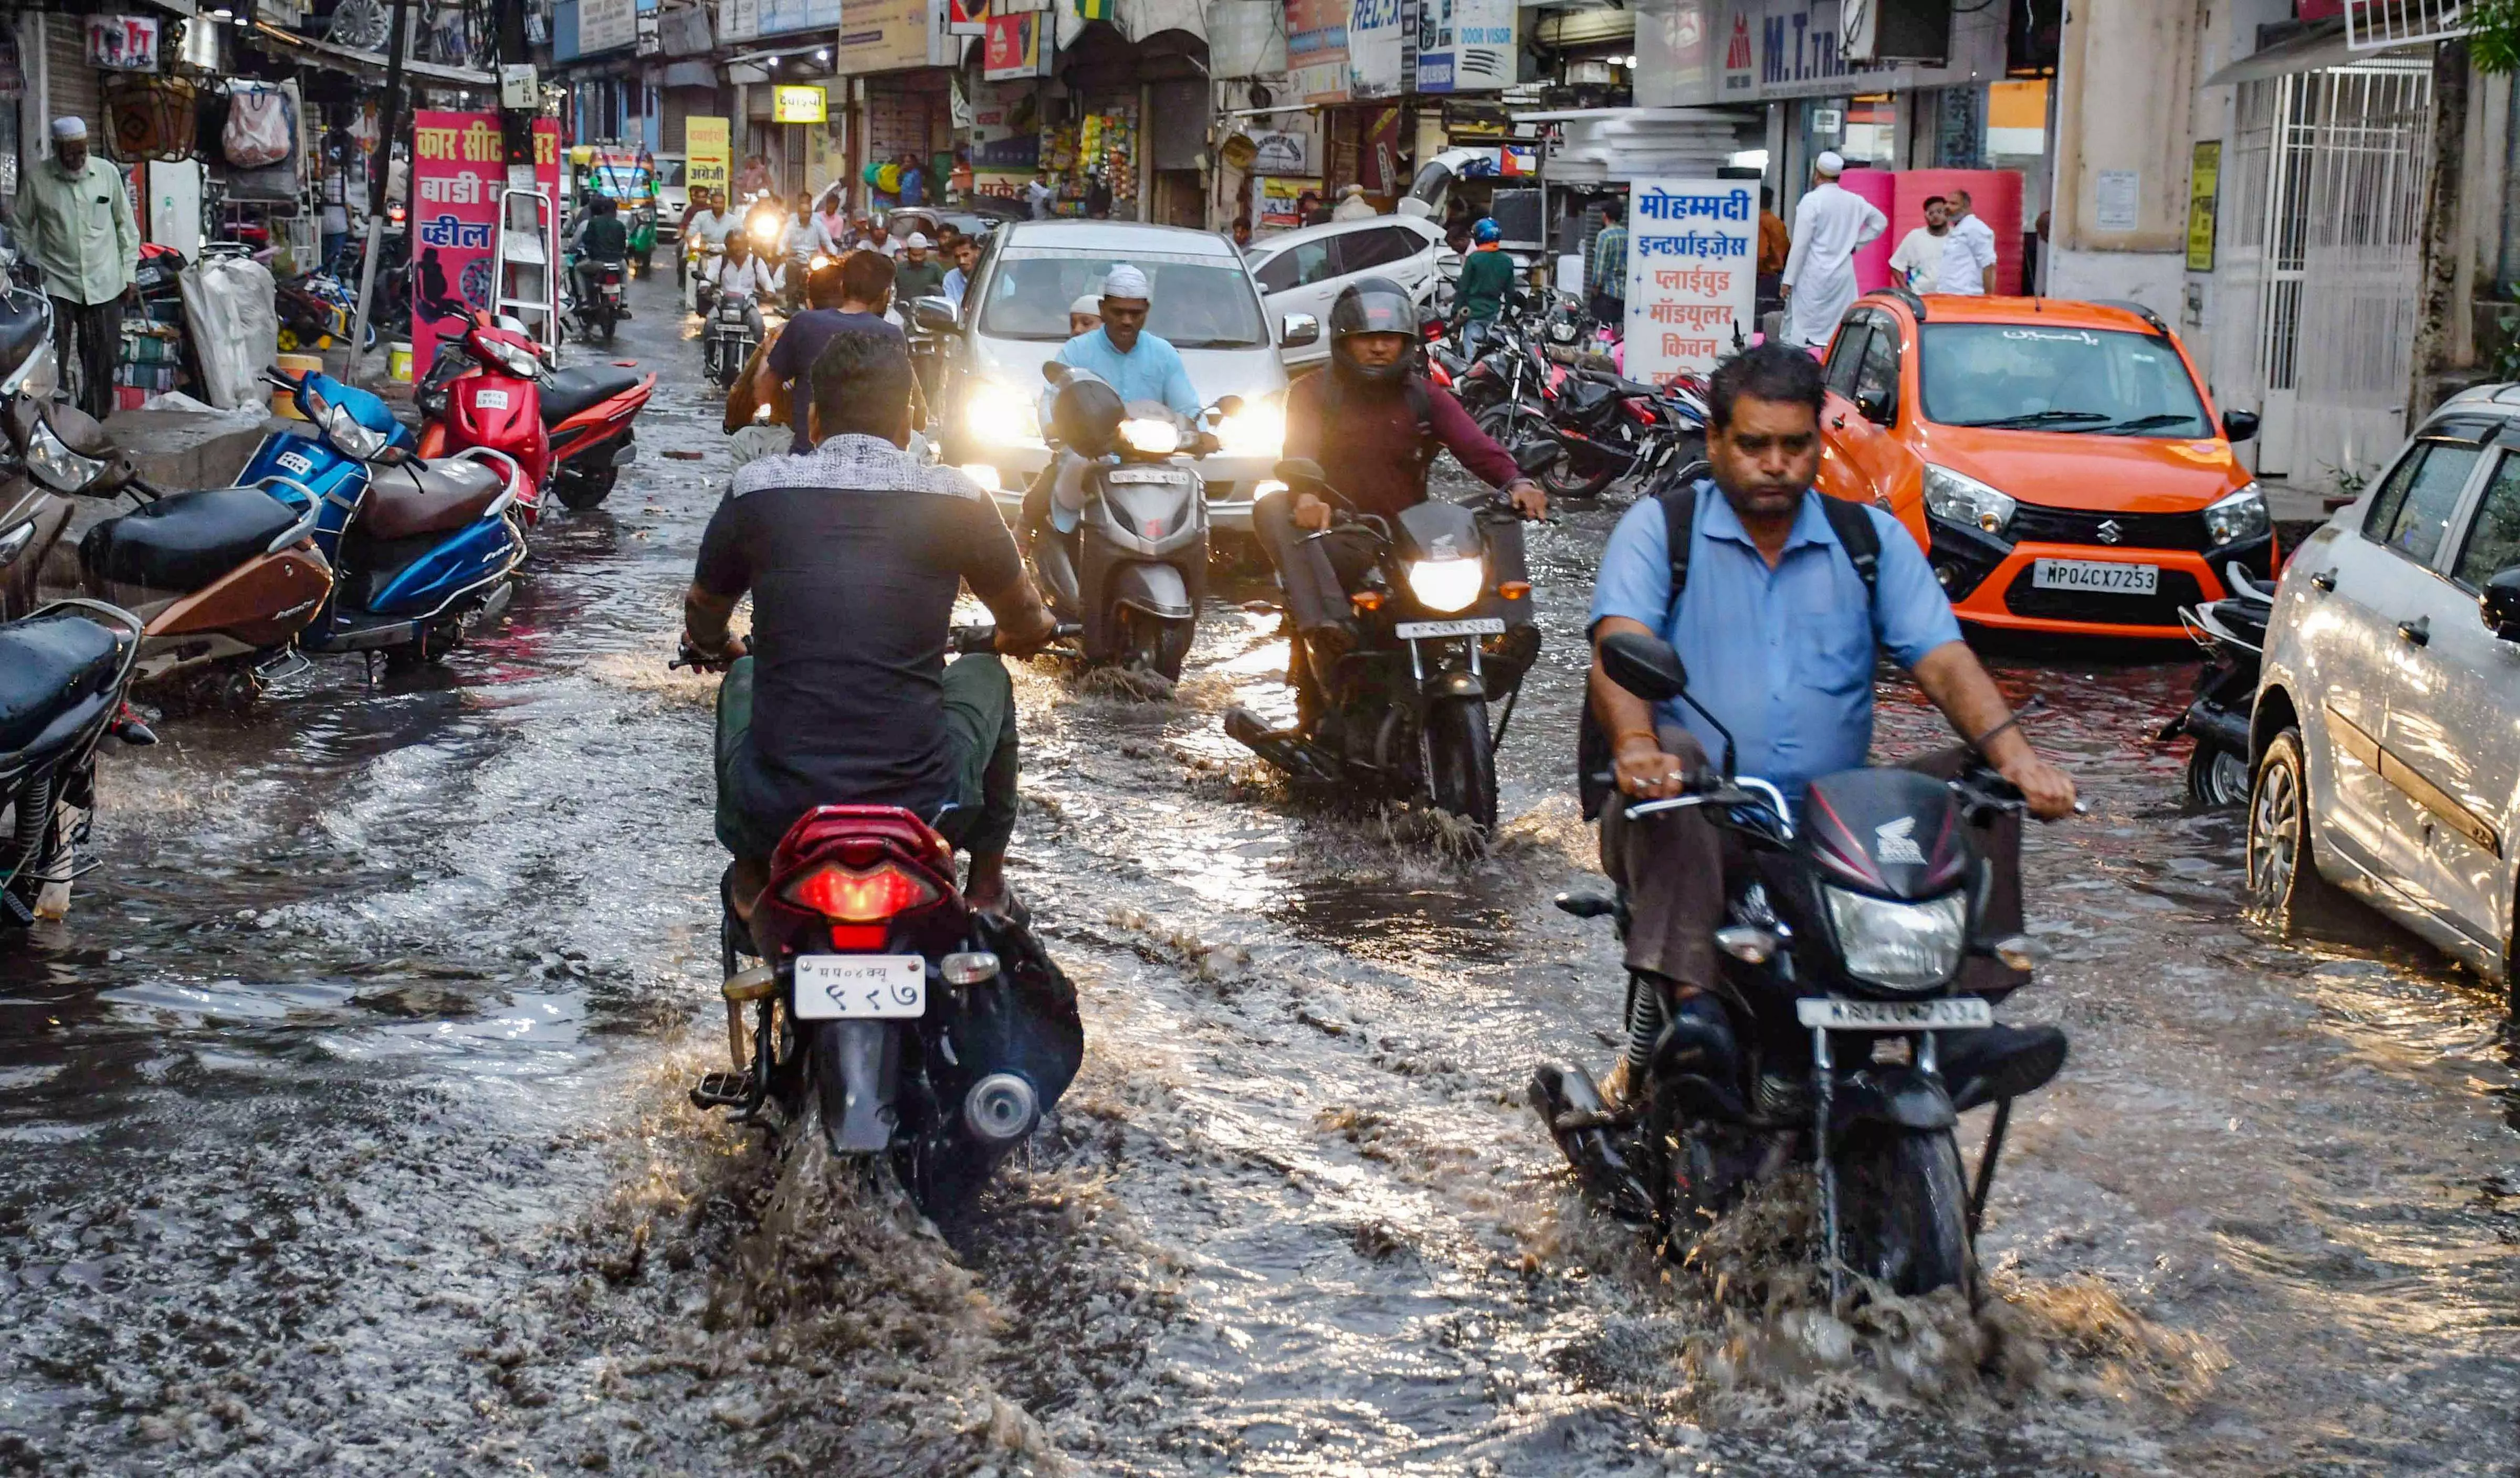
[1795,997,1993,1030]
[793,955,927,1020]
[1395,617,1506,640]
[1107,468,1180,484]
[2032,558,2158,594]
[474,389,510,409]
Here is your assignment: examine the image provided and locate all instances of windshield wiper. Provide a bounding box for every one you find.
[1947,409,2114,429]
[2096,413,2203,436]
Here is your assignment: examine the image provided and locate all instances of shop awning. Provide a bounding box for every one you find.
[662,60,717,87]
[2201,19,2427,85]
[248,21,498,87]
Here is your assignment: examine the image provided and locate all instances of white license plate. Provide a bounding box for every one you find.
[2031,558,2158,595]
[1395,617,1506,640]
[1795,997,1993,1030]
[792,955,927,1020]
[474,388,510,409]
[1106,468,1180,484]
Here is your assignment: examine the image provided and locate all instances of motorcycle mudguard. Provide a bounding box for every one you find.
[1108,559,1192,620]
[1829,1065,1958,1132]
[813,1018,902,1153]
[1422,669,1486,701]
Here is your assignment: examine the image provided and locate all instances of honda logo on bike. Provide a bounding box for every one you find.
[2096,519,2125,545]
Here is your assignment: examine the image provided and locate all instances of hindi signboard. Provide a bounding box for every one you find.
[409,112,561,368]
[686,116,731,199]
[1622,178,1756,387]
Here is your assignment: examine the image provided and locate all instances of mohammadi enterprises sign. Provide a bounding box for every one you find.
[1621,179,1756,386]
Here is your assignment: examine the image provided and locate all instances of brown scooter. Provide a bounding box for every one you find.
[9,399,334,707]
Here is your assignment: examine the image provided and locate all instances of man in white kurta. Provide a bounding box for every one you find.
[1779,152,1886,348]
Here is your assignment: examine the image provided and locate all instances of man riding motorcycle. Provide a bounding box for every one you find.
[1259,277,1548,717]
[566,194,631,322]
[708,233,778,342]
[681,331,1058,923]
[1583,342,2077,1106]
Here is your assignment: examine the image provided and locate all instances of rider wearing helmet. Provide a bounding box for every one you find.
[1260,277,1548,712]
[1455,217,1517,326]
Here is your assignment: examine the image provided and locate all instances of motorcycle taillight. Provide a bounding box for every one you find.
[783,861,939,923]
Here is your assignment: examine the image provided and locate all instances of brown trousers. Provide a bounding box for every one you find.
[1599,725,2026,994]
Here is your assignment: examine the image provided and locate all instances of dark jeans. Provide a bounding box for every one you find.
[1600,726,2025,995]
[713,652,1022,864]
[1588,292,1625,328]
[53,295,121,421]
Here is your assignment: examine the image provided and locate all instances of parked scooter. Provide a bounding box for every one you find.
[678,623,1086,1226]
[1223,452,1551,836]
[704,290,762,390]
[416,311,654,513]
[1023,363,1226,682]
[2160,559,2277,806]
[0,291,69,621]
[1531,629,2071,1300]
[244,367,529,670]
[0,598,152,932]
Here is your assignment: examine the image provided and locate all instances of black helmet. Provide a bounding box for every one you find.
[1049,375,1126,453]
[1328,276,1418,384]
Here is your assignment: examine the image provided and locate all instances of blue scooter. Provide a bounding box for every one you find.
[241,368,529,669]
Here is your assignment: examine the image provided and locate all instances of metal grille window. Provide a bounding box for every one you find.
[2347,0,2469,51]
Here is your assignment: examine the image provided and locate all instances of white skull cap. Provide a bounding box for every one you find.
[904,232,932,249]
[1815,150,1845,176]
[50,117,86,141]
[1100,263,1151,300]
[1068,294,1101,318]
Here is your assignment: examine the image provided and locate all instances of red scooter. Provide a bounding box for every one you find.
[416,313,657,514]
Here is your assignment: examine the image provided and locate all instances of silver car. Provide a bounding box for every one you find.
[2249,384,2520,980]
[922,219,1318,535]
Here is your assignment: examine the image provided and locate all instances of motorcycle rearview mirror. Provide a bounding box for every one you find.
[1212,394,1244,418]
[1599,630,1689,702]
[1041,360,1071,384]
[2480,566,2520,641]
[1273,456,1327,488]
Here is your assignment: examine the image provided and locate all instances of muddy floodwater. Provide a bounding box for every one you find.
[2,276,2515,1475]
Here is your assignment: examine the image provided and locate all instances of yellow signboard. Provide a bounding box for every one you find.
[2186,140,2220,273]
[774,85,828,124]
[686,116,731,198]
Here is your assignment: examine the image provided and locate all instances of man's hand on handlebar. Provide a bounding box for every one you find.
[676,631,748,670]
[1292,492,1335,532]
[994,604,1061,658]
[1612,733,1690,799]
[1997,751,2077,820]
[1505,479,1548,521]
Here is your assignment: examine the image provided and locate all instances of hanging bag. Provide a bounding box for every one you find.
[224,88,293,170]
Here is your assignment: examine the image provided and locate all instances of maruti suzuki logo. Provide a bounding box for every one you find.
[2097,519,2125,545]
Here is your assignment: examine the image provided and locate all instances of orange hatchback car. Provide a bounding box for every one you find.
[1814,292,2271,638]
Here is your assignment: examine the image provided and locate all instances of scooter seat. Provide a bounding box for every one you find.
[0,611,121,756]
[81,487,301,594]
[360,458,506,541]
[541,365,645,423]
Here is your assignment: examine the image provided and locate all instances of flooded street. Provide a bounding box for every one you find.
[2,271,2515,1475]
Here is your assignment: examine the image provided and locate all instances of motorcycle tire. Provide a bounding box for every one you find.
[556,463,617,511]
[2246,726,2349,934]
[600,310,617,347]
[1542,435,1622,500]
[1834,1125,1977,1300]
[2185,740,2251,808]
[1117,607,1192,684]
[1422,695,1497,835]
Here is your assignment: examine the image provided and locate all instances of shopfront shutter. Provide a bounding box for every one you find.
[42,15,104,146]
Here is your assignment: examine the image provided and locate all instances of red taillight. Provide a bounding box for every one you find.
[1430,363,1453,388]
[783,861,939,922]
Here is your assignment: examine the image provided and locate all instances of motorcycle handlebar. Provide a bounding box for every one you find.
[949,621,1085,655]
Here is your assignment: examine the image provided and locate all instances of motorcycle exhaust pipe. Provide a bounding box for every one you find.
[962,1072,1038,1144]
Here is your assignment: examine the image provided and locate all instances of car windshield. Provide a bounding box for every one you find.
[658,160,685,186]
[979,255,1269,349]
[1918,324,2211,436]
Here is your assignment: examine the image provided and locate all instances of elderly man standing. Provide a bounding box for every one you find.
[18,118,138,419]
[1052,264,1200,419]
[1779,151,1886,349]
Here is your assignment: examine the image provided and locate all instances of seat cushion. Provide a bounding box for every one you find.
[360,458,505,541]
[81,487,301,595]
[0,612,121,756]
[540,365,644,424]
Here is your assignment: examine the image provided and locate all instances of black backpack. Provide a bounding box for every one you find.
[1575,474,1883,819]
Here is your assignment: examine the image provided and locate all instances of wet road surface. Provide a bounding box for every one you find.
[1,272,2514,1475]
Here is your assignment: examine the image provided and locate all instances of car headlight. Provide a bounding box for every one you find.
[1406,556,1486,614]
[323,401,391,461]
[964,381,1042,447]
[1118,417,1181,456]
[1922,463,2016,536]
[1823,886,1967,993]
[25,418,103,491]
[2202,483,2269,546]
[1214,399,1285,458]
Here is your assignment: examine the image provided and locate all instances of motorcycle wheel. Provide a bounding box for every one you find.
[600,308,617,347]
[1116,607,1191,683]
[1834,1125,1977,1300]
[556,463,617,511]
[1422,695,1497,834]
[2185,740,2251,807]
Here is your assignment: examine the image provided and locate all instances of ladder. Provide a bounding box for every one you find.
[490,180,560,357]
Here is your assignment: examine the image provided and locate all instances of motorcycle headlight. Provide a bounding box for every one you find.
[1823,886,1967,993]
[964,380,1042,447]
[24,418,102,491]
[1117,417,1181,456]
[2203,483,2270,546]
[323,401,391,461]
[1214,398,1285,458]
[1406,556,1486,614]
[1922,463,2017,536]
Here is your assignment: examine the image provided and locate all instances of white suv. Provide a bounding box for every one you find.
[1246,216,1458,371]
[2249,384,2520,981]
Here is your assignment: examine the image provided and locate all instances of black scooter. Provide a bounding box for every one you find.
[2160,560,2276,807]
[1224,451,1550,837]
[1532,630,2071,1300]
[1,599,152,933]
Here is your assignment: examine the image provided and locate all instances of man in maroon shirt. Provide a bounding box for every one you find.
[1262,277,1546,706]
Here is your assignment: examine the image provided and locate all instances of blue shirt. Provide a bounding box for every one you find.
[1587,482,1962,799]
[941,266,968,309]
[1055,327,1203,420]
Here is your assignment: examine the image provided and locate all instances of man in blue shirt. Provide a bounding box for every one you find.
[1584,343,2074,1105]
[1053,263,1203,420]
